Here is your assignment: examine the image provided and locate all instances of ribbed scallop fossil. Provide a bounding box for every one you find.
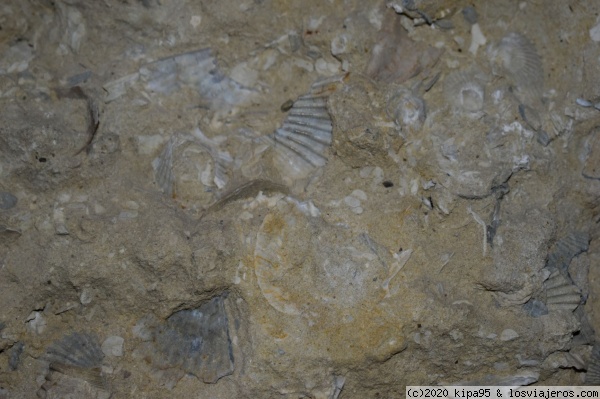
[488,32,543,99]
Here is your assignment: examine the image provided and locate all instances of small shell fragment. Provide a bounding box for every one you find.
[576,98,593,107]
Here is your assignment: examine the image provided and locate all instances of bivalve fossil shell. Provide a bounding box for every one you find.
[39,332,109,398]
[268,76,343,184]
[586,344,600,385]
[153,129,233,208]
[387,88,426,131]
[488,33,543,100]
[547,231,590,273]
[543,269,581,312]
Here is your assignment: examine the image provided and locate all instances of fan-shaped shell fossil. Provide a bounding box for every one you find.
[46,332,104,369]
[547,231,589,273]
[156,296,233,383]
[586,344,600,385]
[543,269,581,312]
[488,33,543,98]
[267,76,343,184]
[39,332,109,398]
[133,295,233,386]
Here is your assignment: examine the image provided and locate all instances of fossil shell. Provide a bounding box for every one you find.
[488,33,543,99]
[586,344,600,385]
[522,298,548,317]
[39,332,109,398]
[543,269,581,312]
[153,129,232,208]
[46,332,104,369]
[139,48,255,107]
[387,89,426,131]
[444,71,486,113]
[268,77,341,183]
[140,49,215,95]
[254,198,396,315]
[547,231,590,273]
[135,295,233,385]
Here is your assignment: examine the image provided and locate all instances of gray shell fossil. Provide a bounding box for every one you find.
[39,332,109,398]
[543,269,581,312]
[586,344,600,385]
[267,77,339,183]
[45,332,104,369]
[488,33,543,100]
[138,295,233,385]
[140,48,256,107]
[547,231,590,273]
[104,48,256,108]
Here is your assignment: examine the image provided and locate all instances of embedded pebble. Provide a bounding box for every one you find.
[101,336,125,357]
[8,342,24,370]
[344,195,361,208]
[351,189,367,201]
[80,288,93,305]
[343,190,365,213]
[500,329,519,341]
[331,34,349,56]
[0,192,17,210]
[590,16,600,42]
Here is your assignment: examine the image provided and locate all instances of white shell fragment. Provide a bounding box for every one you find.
[382,249,413,297]
[104,48,256,108]
[469,23,487,55]
[101,336,124,357]
[500,329,519,342]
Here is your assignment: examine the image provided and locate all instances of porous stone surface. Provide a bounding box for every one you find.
[0,0,599,397]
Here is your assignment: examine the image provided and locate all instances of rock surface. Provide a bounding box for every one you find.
[0,0,599,397]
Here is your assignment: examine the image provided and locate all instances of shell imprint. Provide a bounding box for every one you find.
[153,129,233,206]
[40,332,109,398]
[254,198,404,317]
[144,295,233,384]
[547,231,590,273]
[488,32,543,98]
[586,344,600,385]
[444,71,485,113]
